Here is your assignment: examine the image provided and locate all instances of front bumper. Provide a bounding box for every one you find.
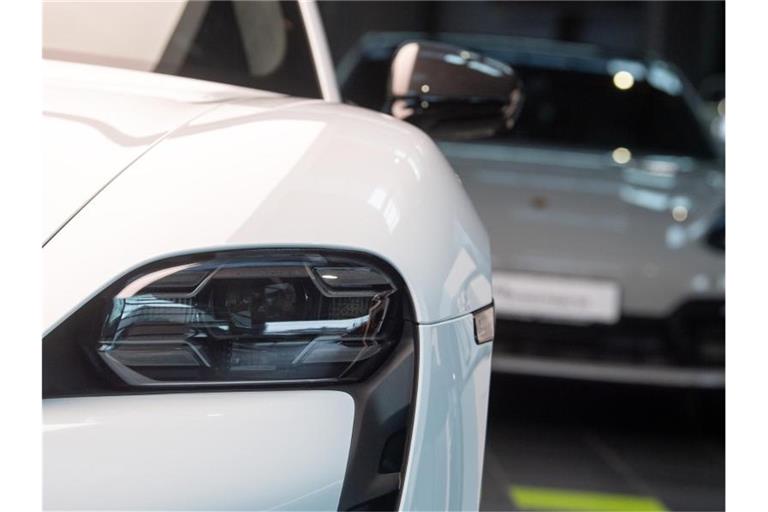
[43,313,492,510]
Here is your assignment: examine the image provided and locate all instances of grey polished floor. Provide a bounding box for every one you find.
[479,375,725,511]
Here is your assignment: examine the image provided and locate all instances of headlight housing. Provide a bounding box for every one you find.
[44,249,410,396]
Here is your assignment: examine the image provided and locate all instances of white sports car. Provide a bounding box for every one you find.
[42,1,506,510]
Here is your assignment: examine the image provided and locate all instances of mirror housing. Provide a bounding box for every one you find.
[387,41,523,140]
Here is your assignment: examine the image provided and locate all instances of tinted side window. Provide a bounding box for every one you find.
[496,66,714,158]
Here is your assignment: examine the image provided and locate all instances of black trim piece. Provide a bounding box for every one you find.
[339,322,416,511]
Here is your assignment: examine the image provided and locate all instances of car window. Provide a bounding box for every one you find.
[43,0,322,98]
[484,64,714,159]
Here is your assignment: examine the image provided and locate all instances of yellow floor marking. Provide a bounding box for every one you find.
[509,485,667,511]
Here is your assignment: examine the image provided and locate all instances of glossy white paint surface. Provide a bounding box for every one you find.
[443,141,724,317]
[44,391,354,510]
[43,317,495,510]
[43,66,491,331]
[400,314,493,510]
[43,60,275,242]
[43,6,494,508]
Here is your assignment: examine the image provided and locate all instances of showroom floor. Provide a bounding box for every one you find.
[479,374,725,511]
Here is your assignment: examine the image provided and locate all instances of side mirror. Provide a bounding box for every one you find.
[387,41,523,140]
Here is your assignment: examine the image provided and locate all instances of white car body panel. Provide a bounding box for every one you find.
[43,59,492,509]
[401,315,492,510]
[43,60,275,242]
[44,391,354,510]
[43,64,491,331]
[43,1,493,508]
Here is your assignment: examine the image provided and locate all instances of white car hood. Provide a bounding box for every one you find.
[43,62,491,330]
[43,60,284,242]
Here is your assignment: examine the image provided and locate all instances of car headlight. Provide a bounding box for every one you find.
[44,249,410,395]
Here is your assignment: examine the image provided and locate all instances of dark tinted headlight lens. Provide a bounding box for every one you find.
[44,250,408,392]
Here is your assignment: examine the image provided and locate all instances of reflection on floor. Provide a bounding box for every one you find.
[480,374,725,511]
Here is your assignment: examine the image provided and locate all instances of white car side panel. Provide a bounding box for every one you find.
[44,99,491,330]
[44,391,354,510]
[400,314,493,511]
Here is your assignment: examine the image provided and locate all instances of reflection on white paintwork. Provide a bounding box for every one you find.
[42,60,281,243]
[444,247,477,312]
[367,187,386,210]
[400,314,492,511]
[394,148,422,180]
[382,200,401,232]
[43,420,98,432]
[45,73,492,330]
[366,187,400,233]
